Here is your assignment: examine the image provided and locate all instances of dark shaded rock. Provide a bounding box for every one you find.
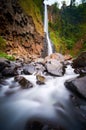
[45,59,65,76]
[23,64,35,75]
[2,66,18,77]
[14,75,33,89]
[65,76,86,99]
[0,58,10,71]
[25,120,65,130]
[72,52,86,75]
[36,75,46,85]
[74,67,86,75]
[72,52,86,68]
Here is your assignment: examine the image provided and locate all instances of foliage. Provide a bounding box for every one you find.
[0,52,15,61]
[0,36,6,49]
[49,2,86,56]
[19,0,43,35]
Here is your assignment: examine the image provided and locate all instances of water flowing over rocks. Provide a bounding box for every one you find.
[0,53,86,130]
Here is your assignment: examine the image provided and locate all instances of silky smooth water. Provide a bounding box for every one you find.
[0,65,86,130]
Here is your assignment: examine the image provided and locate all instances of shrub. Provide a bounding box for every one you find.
[0,36,6,49]
[0,52,15,61]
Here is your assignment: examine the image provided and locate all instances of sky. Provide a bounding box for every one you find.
[44,0,81,8]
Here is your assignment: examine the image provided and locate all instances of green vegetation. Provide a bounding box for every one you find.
[19,0,43,35]
[0,52,15,61]
[48,1,86,56]
[0,36,6,49]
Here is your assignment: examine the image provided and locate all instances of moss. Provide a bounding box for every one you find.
[0,52,15,61]
[0,36,6,49]
[19,0,43,35]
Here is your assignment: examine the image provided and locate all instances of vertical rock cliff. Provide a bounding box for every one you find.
[0,0,44,61]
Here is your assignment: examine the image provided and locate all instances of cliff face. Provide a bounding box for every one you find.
[0,0,44,61]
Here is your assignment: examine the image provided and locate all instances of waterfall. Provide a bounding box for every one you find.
[44,3,53,55]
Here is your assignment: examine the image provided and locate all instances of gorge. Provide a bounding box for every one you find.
[0,0,86,130]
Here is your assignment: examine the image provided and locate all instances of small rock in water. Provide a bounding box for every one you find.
[36,74,46,85]
[14,75,33,89]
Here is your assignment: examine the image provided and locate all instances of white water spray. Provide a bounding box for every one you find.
[44,3,53,55]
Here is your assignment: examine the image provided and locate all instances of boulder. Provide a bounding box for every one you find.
[72,51,86,75]
[23,64,35,75]
[72,51,86,68]
[2,66,18,77]
[14,75,33,89]
[0,58,10,71]
[65,76,86,99]
[45,59,65,76]
[64,54,72,61]
[45,53,64,62]
[36,75,46,85]
[35,63,46,75]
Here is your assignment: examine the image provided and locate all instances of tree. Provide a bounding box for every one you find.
[70,0,76,6]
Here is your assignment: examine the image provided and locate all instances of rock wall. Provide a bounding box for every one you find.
[0,0,44,61]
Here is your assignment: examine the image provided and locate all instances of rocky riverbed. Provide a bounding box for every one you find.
[0,52,86,130]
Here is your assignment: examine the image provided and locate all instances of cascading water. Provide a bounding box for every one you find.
[44,3,53,55]
[0,65,86,130]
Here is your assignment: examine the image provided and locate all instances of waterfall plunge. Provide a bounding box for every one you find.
[44,3,53,55]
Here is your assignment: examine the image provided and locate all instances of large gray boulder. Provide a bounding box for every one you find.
[65,76,86,99]
[45,59,65,76]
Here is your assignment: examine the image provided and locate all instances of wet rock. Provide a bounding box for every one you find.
[0,58,10,71]
[25,120,65,130]
[34,58,44,63]
[45,59,65,76]
[36,75,46,85]
[23,64,35,75]
[65,76,86,99]
[45,53,64,62]
[35,63,46,75]
[2,66,18,77]
[14,75,33,89]
[74,67,86,75]
[64,54,72,61]
[72,51,86,75]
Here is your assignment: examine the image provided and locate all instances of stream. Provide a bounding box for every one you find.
[0,65,86,130]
